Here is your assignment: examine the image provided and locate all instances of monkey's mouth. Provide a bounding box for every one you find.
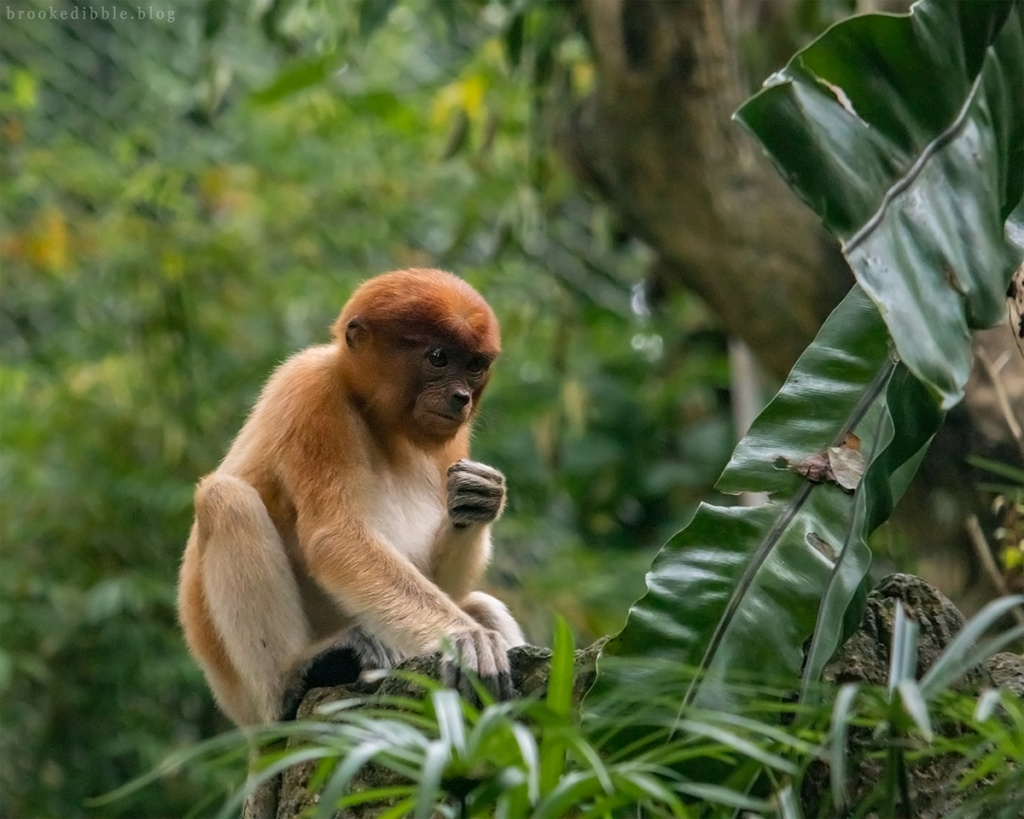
[429,411,464,423]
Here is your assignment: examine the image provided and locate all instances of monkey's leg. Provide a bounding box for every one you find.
[195,474,311,725]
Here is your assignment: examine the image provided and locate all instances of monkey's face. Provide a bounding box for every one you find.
[409,343,492,441]
[340,311,497,446]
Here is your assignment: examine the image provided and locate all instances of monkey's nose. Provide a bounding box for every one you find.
[450,390,471,411]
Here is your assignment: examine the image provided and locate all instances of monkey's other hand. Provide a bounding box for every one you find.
[278,627,401,721]
[441,625,514,703]
[447,459,506,529]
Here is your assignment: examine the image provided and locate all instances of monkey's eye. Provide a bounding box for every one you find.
[427,348,448,368]
[467,356,488,375]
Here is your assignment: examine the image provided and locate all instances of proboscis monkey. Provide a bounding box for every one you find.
[178,268,524,726]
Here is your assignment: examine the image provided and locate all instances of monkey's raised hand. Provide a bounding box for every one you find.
[447,459,506,528]
[442,625,514,702]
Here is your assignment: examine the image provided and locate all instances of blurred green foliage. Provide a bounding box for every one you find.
[0,1,733,815]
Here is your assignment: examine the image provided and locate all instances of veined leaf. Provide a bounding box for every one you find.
[801,359,941,699]
[736,0,1023,408]
[588,287,943,720]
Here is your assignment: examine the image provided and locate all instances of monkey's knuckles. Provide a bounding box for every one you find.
[447,458,496,473]
[448,501,503,528]
[441,627,514,701]
[446,463,506,527]
[447,459,506,488]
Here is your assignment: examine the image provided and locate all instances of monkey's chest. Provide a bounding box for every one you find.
[366,471,445,571]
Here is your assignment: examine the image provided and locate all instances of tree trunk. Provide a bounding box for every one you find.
[561,0,853,376]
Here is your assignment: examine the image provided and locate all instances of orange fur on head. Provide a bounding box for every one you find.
[334,268,500,357]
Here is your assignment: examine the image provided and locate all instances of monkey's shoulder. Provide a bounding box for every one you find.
[259,343,341,407]
[248,344,358,439]
[216,344,348,472]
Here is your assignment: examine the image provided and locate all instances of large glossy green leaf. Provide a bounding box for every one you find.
[587,0,1019,757]
[735,0,1023,408]
[588,286,943,719]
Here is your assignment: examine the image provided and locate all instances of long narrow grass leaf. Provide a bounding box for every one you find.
[974,688,1005,723]
[610,770,688,817]
[676,719,799,775]
[431,689,467,758]
[919,596,1024,699]
[776,783,803,819]
[896,680,933,741]
[534,771,605,817]
[414,740,450,819]
[547,616,575,716]
[376,796,418,819]
[830,683,860,812]
[563,731,613,795]
[336,785,417,808]
[673,781,772,812]
[316,740,391,819]
[88,728,253,807]
[219,747,332,819]
[687,709,821,756]
[888,602,919,694]
[539,617,576,797]
[465,703,514,758]
[506,778,529,819]
[508,721,541,802]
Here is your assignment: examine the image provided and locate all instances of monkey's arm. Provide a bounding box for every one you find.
[301,520,516,700]
[430,459,523,647]
[431,459,523,699]
[430,459,506,599]
[302,519,479,654]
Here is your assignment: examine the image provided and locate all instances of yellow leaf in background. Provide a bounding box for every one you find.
[2,117,24,145]
[68,356,135,410]
[430,73,487,130]
[28,208,68,273]
[430,83,460,129]
[199,164,257,220]
[199,166,229,204]
[162,250,185,282]
[532,413,557,464]
[572,63,594,95]
[562,379,587,437]
[459,73,485,120]
[163,422,186,464]
[0,231,25,262]
[395,247,434,269]
[12,70,37,110]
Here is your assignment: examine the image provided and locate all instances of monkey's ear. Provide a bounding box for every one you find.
[345,317,368,348]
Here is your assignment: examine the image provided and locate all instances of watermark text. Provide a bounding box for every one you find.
[5,5,175,23]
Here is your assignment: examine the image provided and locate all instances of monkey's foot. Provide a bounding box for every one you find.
[278,628,401,721]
